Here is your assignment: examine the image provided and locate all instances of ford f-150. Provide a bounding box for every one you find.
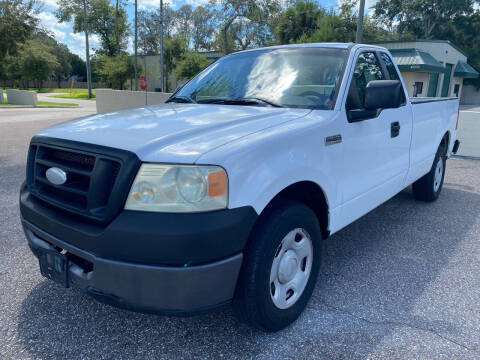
[20,43,461,331]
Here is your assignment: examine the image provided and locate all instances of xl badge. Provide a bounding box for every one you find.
[45,167,67,185]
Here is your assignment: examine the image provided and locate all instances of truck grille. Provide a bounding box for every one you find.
[26,138,140,224]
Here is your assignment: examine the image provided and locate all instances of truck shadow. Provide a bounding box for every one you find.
[16,185,480,359]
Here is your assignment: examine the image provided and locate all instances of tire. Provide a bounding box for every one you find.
[412,143,446,202]
[233,201,322,331]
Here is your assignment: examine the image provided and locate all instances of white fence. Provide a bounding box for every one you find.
[96,89,172,113]
[6,89,38,106]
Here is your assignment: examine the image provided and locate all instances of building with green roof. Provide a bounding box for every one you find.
[373,40,478,101]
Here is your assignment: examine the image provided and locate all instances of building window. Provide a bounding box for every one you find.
[454,84,460,97]
[413,82,423,97]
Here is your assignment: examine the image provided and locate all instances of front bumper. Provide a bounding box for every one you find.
[20,184,258,314]
[23,219,244,314]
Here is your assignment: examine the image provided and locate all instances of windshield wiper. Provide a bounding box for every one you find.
[166,95,197,104]
[197,97,284,108]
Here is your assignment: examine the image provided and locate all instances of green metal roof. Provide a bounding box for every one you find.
[389,48,445,73]
[454,61,479,78]
[371,39,468,57]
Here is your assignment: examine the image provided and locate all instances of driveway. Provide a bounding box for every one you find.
[0,109,480,359]
[0,93,96,124]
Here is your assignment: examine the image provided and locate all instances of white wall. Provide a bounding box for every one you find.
[96,89,172,113]
[400,72,430,97]
[6,89,38,106]
[460,85,480,105]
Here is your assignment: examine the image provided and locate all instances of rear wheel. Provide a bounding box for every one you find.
[412,143,446,202]
[233,201,322,331]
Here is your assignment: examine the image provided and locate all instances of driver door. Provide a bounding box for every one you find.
[339,50,411,227]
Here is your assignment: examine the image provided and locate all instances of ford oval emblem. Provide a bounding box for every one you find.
[45,167,67,185]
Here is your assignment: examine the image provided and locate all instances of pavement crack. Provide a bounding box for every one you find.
[318,299,478,352]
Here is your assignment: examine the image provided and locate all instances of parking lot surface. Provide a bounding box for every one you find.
[1,108,480,359]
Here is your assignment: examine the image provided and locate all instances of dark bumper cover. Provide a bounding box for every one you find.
[20,183,257,265]
[20,183,258,314]
[24,220,244,314]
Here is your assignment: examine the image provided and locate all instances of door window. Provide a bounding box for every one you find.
[380,53,400,80]
[347,52,385,109]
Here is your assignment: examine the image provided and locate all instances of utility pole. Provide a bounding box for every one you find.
[83,0,92,99]
[160,0,164,92]
[134,0,138,91]
[355,0,366,43]
[115,0,119,55]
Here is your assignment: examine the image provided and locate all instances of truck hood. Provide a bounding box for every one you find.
[36,103,311,163]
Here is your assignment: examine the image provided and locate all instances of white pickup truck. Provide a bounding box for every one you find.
[21,43,460,331]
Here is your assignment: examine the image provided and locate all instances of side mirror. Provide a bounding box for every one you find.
[364,80,403,110]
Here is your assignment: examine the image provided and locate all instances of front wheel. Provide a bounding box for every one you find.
[233,201,322,331]
[412,143,446,202]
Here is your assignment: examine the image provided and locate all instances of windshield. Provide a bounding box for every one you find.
[176,47,347,110]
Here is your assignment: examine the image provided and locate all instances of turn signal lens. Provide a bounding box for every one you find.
[208,169,227,197]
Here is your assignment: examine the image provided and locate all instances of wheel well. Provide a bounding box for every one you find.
[260,181,329,239]
[441,131,450,154]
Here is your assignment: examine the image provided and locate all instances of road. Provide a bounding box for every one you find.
[0,93,96,124]
[0,105,480,359]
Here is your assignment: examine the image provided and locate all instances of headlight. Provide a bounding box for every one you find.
[125,164,228,212]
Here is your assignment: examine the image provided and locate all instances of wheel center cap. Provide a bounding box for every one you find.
[278,250,298,284]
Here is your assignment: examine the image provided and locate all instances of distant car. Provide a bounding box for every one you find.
[20,43,460,331]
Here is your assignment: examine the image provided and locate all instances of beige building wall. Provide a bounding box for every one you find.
[400,72,430,97]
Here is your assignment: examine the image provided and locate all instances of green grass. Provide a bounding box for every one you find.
[49,90,96,100]
[37,101,78,107]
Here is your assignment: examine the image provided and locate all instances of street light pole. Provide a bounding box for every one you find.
[356,0,366,43]
[160,0,164,92]
[83,0,92,99]
[134,0,138,91]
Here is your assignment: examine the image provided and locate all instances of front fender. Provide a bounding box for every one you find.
[197,113,343,229]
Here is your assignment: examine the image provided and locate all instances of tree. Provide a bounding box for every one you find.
[163,34,188,91]
[56,0,129,56]
[275,1,323,44]
[211,0,281,54]
[0,0,39,61]
[373,0,474,38]
[275,0,393,45]
[94,52,134,89]
[138,5,176,54]
[18,39,59,89]
[175,4,193,39]
[70,53,87,80]
[192,6,216,51]
[175,52,211,81]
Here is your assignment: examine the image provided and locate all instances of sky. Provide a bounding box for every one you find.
[38,0,376,60]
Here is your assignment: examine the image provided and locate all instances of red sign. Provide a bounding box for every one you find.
[139,75,147,91]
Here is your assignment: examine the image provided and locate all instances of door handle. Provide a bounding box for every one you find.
[391,122,400,138]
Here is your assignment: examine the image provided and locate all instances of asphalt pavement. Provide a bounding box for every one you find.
[0,106,480,359]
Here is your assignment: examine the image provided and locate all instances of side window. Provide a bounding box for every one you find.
[381,53,400,80]
[347,52,385,109]
[381,52,406,103]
